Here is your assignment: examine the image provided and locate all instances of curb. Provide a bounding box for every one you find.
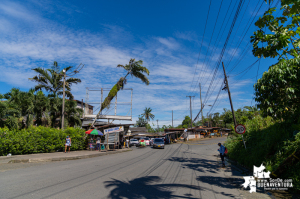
[7,149,132,164]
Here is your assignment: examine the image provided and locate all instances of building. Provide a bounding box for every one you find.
[74,99,93,115]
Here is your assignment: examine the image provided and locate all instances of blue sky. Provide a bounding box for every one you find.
[0,0,280,127]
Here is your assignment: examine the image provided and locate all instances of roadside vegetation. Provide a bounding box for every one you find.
[0,126,86,155]
[0,62,83,129]
[226,0,300,192]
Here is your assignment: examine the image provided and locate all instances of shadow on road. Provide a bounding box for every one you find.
[104,176,201,199]
[168,157,231,174]
[197,176,243,189]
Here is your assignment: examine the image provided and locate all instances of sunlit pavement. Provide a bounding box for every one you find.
[0,137,271,199]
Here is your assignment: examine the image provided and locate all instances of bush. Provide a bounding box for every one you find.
[0,126,87,155]
[225,115,300,192]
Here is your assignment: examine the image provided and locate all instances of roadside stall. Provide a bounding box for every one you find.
[103,126,124,150]
[85,129,104,150]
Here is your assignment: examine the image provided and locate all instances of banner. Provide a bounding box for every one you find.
[104,126,124,135]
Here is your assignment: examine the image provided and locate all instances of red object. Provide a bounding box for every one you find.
[225,147,228,154]
[85,129,93,134]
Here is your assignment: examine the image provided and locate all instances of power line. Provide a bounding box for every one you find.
[203,0,244,106]
[190,0,236,96]
[188,0,212,95]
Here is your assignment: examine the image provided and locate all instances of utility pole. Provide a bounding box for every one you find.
[61,69,66,130]
[199,83,203,127]
[172,110,173,128]
[186,96,195,129]
[222,62,246,149]
[156,119,159,132]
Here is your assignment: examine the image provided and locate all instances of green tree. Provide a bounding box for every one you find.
[4,88,35,127]
[135,115,148,127]
[63,100,83,128]
[251,1,300,122]
[182,116,192,128]
[29,61,81,99]
[254,58,300,122]
[251,0,300,60]
[141,107,155,122]
[92,59,150,126]
[220,108,233,128]
[0,93,21,129]
[33,91,51,126]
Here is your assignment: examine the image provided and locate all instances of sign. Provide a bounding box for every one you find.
[242,163,293,193]
[104,126,124,135]
[235,124,246,134]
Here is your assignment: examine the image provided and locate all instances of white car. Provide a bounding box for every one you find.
[129,139,139,147]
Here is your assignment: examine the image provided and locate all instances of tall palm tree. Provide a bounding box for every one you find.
[142,107,155,122]
[34,90,51,126]
[63,100,83,127]
[29,61,81,99]
[91,59,150,126]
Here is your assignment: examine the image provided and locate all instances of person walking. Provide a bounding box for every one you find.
[126,138,129,148]
[65,136,71,153]
[221,132,223,137]
[218,143,225,167]
[96,137,101,151]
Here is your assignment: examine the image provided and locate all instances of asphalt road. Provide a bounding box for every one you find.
[0,137,271,199]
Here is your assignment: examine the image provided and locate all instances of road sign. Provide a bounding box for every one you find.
[235,124,246,134]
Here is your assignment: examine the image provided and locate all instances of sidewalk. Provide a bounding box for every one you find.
[0,148,132,164]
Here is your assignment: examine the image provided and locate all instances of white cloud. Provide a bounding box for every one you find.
[0,1,257,128]
[157,37,180,50]
[174,31,198,42]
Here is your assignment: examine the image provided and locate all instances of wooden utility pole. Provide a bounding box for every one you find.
[186,96,195,129]
[81,99,84,118]
[222,62,237,127]
[61,69,66,130]
[172,110,173,128]
[199,83,203,126]
[222,62,246,149]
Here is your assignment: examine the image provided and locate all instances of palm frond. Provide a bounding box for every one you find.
[132,71,150,85]
[29,68,52,83]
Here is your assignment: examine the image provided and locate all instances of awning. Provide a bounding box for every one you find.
[85,129,103,136]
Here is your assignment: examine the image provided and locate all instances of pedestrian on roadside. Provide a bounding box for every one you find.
[221,132,223,137]
[126,138,129,148]
[65,136,71,153]
[218,143,225,167]
[96,137,101,151]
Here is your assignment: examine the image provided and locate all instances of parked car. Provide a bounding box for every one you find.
[129,139,139,147]
[152,138,165,149]
[140,137,150,146]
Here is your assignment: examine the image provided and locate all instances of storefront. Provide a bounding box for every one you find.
[103,126,124,150]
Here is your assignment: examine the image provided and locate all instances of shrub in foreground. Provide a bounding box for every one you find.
[0,126,87,155]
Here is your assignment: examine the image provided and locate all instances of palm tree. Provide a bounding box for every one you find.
[142,107,155,122]
[33,90,51,126]
[29,61,81,99]
[91,59,150,126]
[63,100,83,127]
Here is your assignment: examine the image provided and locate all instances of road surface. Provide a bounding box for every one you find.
[0,137,271,199]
